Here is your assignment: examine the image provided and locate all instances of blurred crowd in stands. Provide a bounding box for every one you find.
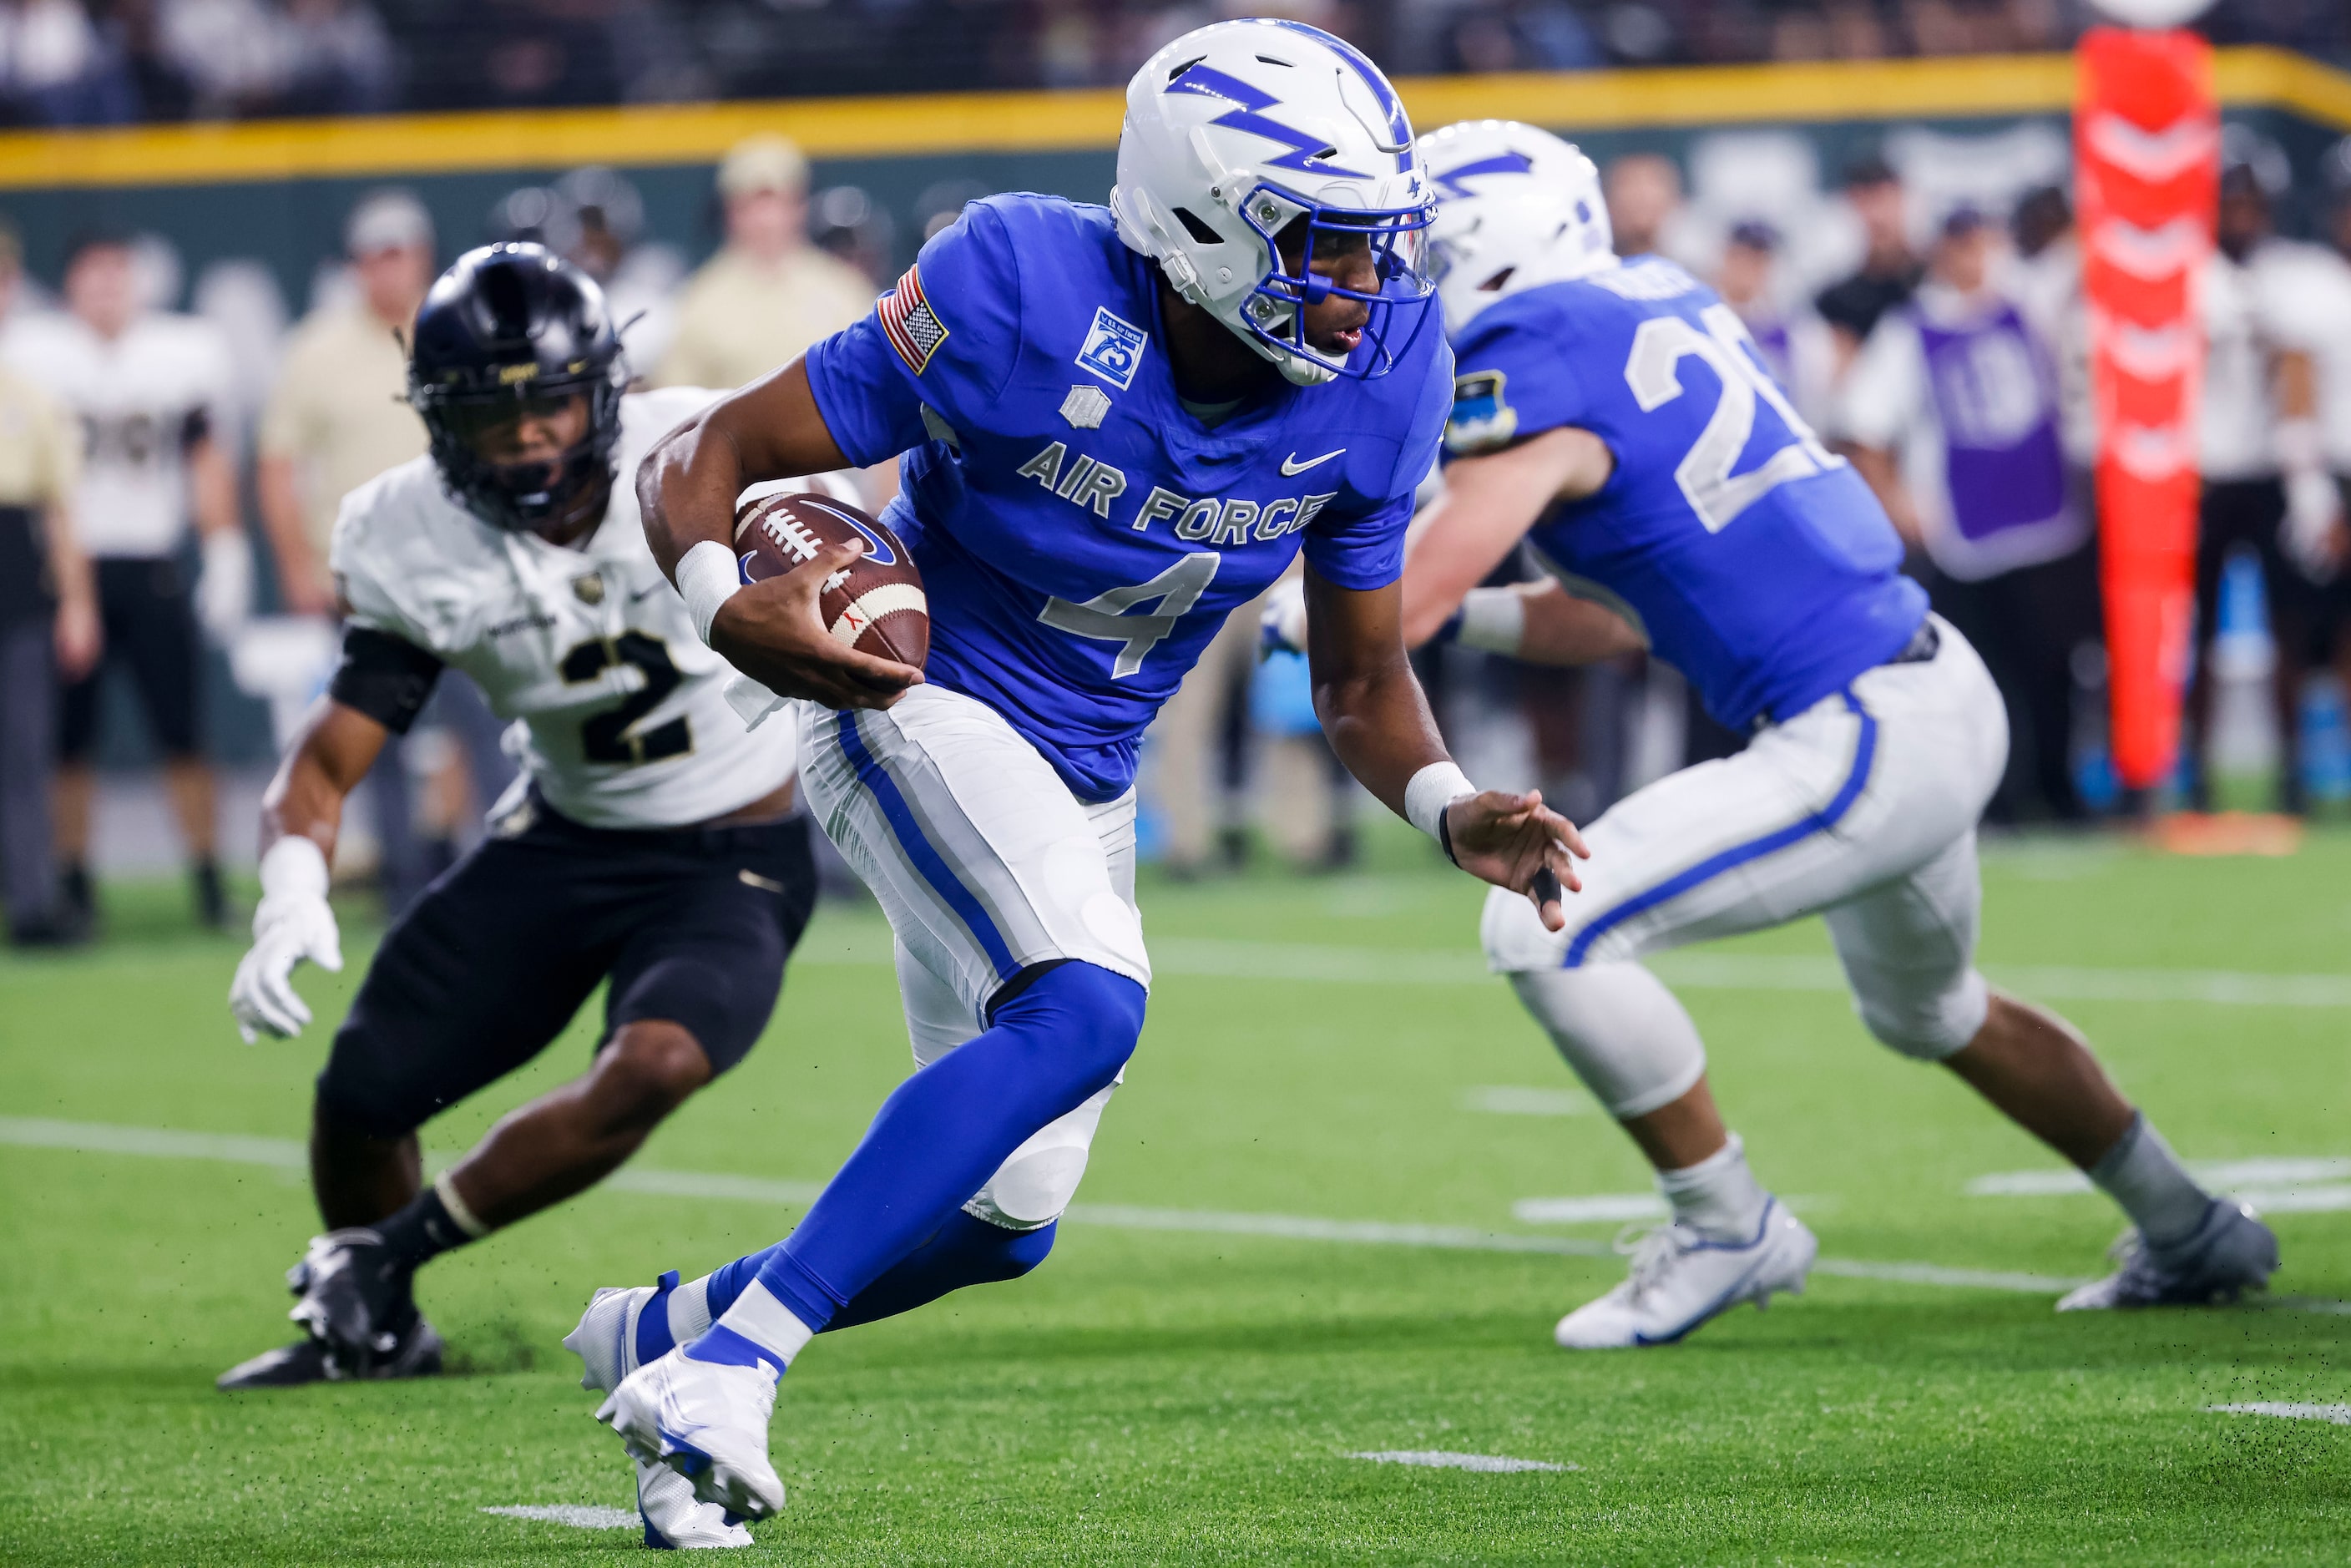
[4,113,2351,945]
[0,0,2340,125]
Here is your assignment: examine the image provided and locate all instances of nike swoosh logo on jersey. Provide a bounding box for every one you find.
[629,579,669,603]
[1281,448,1345,476]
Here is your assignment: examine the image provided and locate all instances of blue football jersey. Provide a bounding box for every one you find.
[806,194,1452,802]
[1445,259,1928,733]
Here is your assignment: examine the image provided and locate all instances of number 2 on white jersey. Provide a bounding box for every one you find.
[1624,303,1841,534]
[1038,552,1221,678]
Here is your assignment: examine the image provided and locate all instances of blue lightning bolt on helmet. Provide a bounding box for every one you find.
[1420,120,1615,334]
[1111,19,1435,387]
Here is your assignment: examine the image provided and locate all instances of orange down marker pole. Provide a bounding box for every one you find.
[2076,27,2218,793]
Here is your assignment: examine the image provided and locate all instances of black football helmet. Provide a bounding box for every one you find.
[407,242,625,534]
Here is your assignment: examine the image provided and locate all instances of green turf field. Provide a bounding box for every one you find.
[4,826,2348,1565]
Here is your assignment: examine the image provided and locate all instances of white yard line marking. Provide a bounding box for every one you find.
[1062,1203,1614,1258]
[17,1115,2351,1311]
[1349,1450,1575,1473]
[1808,1257,2086,1293]
[803,923,2351,1007]
[1464,1085,1595,1117]
[1511,1194,1666,1225]
[1970,1157,2351,1212]
[1030,937,2351,1009]
[2207,1403,2351,1424]
[481,1505,639,1529]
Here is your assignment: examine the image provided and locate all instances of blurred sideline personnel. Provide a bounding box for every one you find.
[257,189,514,910]
[581,22,1580,1525]
[0,237,100,944]
[257,191,436,619]
[2303,144,2351,682]
[221,249,827,1541]
[1601,152,1682,262]
[1282,120,2274,1349]
[1714,220,1838,438]
[1845,207,2096,823]
[2192,138,2343,815]
[1815,152,1922,372]
[654,134,875,393]
[4,231,246,930]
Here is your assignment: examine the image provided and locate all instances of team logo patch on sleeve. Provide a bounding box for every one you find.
[1075,306,1148,391]
[1444,370,1519,455]
[878,266,949,375]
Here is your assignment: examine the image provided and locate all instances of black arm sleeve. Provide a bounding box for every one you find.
[329,625,445,735]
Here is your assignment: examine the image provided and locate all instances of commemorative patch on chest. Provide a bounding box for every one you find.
[1075,306,1148,392]
[879,265,949,375]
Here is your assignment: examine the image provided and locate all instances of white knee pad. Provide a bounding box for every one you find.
[965,1082,1116,1230]
[1506,963,1706,1120]
[1848,964,1990,1061]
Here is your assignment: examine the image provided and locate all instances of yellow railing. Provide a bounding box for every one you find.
[0,46,2337,191]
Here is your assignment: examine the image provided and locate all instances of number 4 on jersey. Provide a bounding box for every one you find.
[1038,552,1220,678]
[1626,303,1842,534]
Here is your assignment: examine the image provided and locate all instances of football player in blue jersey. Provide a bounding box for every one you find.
[561,25,1586,1521]
[1269,119,2279,1349]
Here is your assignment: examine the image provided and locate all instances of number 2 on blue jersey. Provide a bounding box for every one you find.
[1625,303,1841,534]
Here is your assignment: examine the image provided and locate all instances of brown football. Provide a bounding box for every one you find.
[732,489,928,670]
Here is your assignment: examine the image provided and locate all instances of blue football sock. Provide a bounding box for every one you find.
[737,961,1141,1334]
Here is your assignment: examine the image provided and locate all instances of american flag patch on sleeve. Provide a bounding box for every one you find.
[877,266,949,375]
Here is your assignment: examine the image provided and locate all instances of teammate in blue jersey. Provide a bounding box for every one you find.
[1273,120,2280,1349]
[564,28,1586,1524]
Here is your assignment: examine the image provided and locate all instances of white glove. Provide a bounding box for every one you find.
[2282,468,2345,584]
[1258,574,1308,659]
[196,529,254,641]
[229,837,342,1042]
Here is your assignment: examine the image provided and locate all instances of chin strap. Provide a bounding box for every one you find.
[1276,353,1338,387]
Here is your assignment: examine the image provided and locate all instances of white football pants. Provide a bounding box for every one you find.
[796,685,1149,1229]
[1484,616,2010,1116]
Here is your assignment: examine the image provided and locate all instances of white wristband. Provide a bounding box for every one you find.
[677,539,743,646]
[1404,760,1477,843]
[1455,587,1526,655]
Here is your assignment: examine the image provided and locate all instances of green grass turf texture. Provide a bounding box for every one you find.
[3,825,2348,1565]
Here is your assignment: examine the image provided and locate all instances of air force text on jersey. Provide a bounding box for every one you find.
[806,193,1453,802]
[1009,437,1342,547]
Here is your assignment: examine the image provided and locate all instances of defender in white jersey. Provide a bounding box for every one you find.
[220,245,832,1550]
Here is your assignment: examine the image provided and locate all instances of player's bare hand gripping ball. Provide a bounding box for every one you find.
[710,538,922,711]
[1448,789,1589,932]
[229,837,345,1041]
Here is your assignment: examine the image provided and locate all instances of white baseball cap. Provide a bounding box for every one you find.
[346,189,435,258]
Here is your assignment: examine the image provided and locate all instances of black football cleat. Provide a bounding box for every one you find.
[216,1318,445,1389]
[286,1229,426,1375]
[192,859,230,930]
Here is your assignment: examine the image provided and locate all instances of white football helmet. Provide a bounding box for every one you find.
[1111,19,1436,386]
[1420,120,1615,333]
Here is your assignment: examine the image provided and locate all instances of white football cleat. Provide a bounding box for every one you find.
[599,1348,786,1523]
[2056,1198,2279,1311]
[1555,1198,1818,1349]
[564,1283,657,1395]
[633,1458,755,1550]
[567,1284,754,1549]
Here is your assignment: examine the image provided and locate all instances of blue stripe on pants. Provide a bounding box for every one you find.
[1564,690,1879,969]
[836,711,1019,980]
